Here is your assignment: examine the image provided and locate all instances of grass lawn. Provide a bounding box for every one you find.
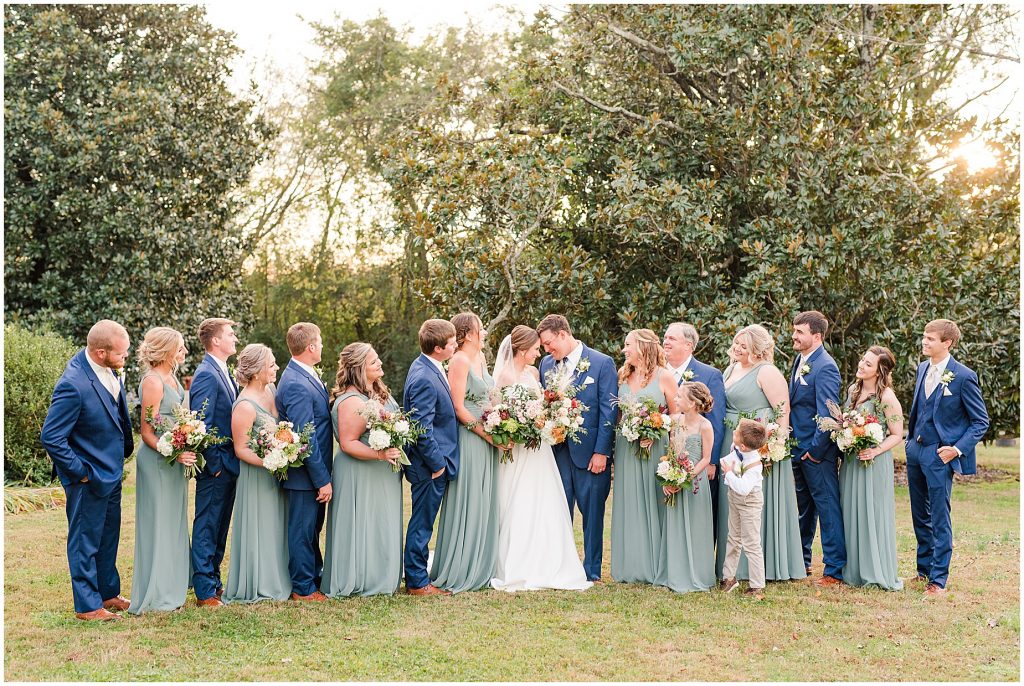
[4,444,1019,681]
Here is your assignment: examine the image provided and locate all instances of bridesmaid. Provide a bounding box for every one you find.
[714,325,804,582]
[839,346,904,591]
[430,312,500,592]
[225,344,291,603]
[321,343,404,597]
[611,328,679,583]
[129,327,194,614]
[655,381,716,593]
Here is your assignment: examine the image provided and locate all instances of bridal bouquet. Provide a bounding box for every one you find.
[249,419,315,480]
[539,365,588,446]
[727,402,791,474]
[356,399,422,472]
[815,399,886,467]
[145,399,226,479]
[613,395,672,461]
[480,384,543,463]
[655,439,697,506]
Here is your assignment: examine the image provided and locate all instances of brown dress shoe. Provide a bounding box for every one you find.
[814,575,844,587]
[290,591,328,602]
[406,584,451,596]
[910,575,929,584]
[719,578,740,593]
[924,583,948,597]
[196,597,225,608]
[743,588,765,600]
[215,587,224,599]
[102,595,130,612]
[75,608,121,621]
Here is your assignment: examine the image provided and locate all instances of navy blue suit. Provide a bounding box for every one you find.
[789,345,847,578]
[676,357,727,547]
[276,360,333,596]
[402,353,459,589]
[539,344,616,581]
[905,356,989,587]
[41,349,134,613]
[188,353,239,600]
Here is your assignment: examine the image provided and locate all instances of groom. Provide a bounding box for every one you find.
[403,319,459,596]
[537,314,617,582]
[905,319,989,596]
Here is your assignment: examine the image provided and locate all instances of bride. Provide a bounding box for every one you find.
[489,325,592,592]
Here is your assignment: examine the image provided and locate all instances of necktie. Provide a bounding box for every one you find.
[924,365,940,398]
[675,369,684,386]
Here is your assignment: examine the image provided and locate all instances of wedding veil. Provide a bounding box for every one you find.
[492,334,516,387]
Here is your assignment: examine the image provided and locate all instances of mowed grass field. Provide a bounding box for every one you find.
[4,444,1019,681]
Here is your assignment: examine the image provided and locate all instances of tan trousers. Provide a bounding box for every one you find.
[722,488,765,589]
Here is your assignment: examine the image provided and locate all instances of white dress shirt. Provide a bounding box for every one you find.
[722,447,764,496]
[211,354,237,397]
[86,354,120,399]
[425,355,450,389]
[670,357,693,384]
[560,341,585,373]
[292,359,324,387]
[925,355,951,398]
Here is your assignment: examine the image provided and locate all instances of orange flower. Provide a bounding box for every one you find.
[551,427,566,443]
[649,414,663,429]
[275,427,295,443]
[852,425,866,437]
[180,423,195,435]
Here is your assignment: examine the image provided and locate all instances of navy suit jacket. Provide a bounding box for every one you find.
[402,353,459,484]
[539,344,617,470]
[906,357,989,475]
[41,349,134,489]
[680,357,727,467]
[189,353,239,479]
[789,345,842,463]
[275,360,333,490]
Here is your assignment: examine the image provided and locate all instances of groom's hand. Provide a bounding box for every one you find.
[588,453,608,474]
[316,483,333,503]
[431,467,446,479]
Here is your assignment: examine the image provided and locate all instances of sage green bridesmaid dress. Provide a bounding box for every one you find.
[321,392,404,597]
[655,431,716,593]
[611,374,668,583]
[128,376,191,614]
[839,396,903,590]
[715,363,806,582]
[430,364,499,592]
[224,397,292,603]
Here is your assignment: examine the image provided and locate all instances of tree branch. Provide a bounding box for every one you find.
[551,80,684,133]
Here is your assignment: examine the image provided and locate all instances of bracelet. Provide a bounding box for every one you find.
[466,420,480,430]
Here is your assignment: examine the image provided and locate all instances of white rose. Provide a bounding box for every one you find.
[156,433,174,457]
[525,399,544,419]
[393,420,410,435]
[656,461,672,478]
[368,429,392,451]
[866,423,885,443]
[576,416,585,426]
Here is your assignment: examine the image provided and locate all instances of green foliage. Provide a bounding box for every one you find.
[3,324,79,485]
[381,5,1019,434]
[4,4,271,370]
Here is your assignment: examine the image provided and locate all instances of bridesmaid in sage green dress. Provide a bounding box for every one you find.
[322,342,404,597]
[655,382,716,593]
[430,313,500,592]
[224,344,292,603]
[611,329,680,584]
[129,328,193,614]
[714,325,805,582]
[839,346,905,591]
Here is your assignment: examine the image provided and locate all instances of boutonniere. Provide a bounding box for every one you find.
[575,358,591,374]
[313,364,324,379]
[798,364,811,378]
[228,364,237,381]
[682,370,695,382]
[940,370,955,386]
[441,360,450,373]
[113,367,125,380]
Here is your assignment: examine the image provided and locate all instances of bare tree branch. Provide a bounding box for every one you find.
[551,80,684,133]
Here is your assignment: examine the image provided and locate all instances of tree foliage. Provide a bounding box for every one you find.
[380,4,1019,434]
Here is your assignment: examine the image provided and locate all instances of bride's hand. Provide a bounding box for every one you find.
[640,438,654,450]
[663,485,680,496]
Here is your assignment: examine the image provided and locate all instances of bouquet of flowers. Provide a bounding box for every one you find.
[613,395,672,460]
[726,402,792,474]
[815,399,886,467]
[480,384,544,463]
[146,399,227,479]
[539,365,589,446]
[356,399,423,472]
[655,438,697,506]
[249,420,315,481]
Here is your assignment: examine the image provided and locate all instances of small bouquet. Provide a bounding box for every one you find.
[655,438,697,506]
[356,399,422,472]
[146,399,227,479]
[539,365,589,446]
[480,384,544,463]
[249,420,315,480]
[815,399,886,467]
[613,395,672,460]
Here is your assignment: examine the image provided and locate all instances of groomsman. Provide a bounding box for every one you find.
[788,310,847,586]
[276,322,333,601]
[189,318,239,606]
[537,314,617,582]
[41,320,134,620]
[662,322,726,546]
[905,319,989,596]
[403,319,460,595]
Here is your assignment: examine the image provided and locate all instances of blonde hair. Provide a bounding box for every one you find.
[734,324,775,363]
[286,322,321,356]
[330,342,390,403]
[618,329,667,385]
[235,343,274,387]
[925,319,961,348]
[137,327,183,373]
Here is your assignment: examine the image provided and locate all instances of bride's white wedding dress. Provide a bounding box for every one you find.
[490,367,592,592]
